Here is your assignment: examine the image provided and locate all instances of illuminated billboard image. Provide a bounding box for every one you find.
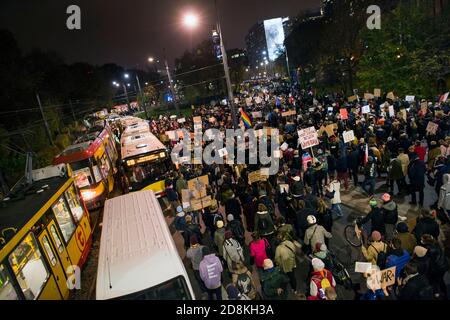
[263,17,287,61]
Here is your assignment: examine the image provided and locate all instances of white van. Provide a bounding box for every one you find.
[96,190,195,300]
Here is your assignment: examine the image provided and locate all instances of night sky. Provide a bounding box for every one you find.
[0,0,322,68]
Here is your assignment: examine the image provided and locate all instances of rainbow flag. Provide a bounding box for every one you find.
[240,109,252,128]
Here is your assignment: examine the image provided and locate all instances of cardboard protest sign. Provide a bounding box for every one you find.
[388,105,395,117]
[252,111,262,118]
[280,142,289,151]
[405,95,415,102]
[298,126,319,149]
[348,95,358,102]
[374,88,381,97]
[165,130,177,141]
[177,118,186,123]
[380,267,396,288]
[325,124,337,137]
[387,92,396,100]
[248,170,269,185]
[193,116,202,123]
[339,108,349,120]
[426,122,439,135]
[361,105,371,114]
[343,130,355,144]
[364,93,375,100]
[420,102,428,113]
[440,92,449,102]
[318,126,327,136]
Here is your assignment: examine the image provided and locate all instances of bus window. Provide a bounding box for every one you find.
[99,154,111,178]
[64,185,84,223]
[118,276,191,300]
[41,236,57,267]
[8,233,49,300]
[71,159,94,188]
[0,264,19,300]
[52,197,76,243]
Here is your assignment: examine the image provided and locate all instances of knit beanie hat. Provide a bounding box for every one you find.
[414,246,428,258]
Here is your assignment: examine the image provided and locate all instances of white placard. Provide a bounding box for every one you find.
[405,95,415,102]
[343,130,355,144]
[166,130,177,141]
[298,127,319,149]
[280,142,289,151]
[355,262,373,273]
[177,118,186,123]
[361,105,370,114]
[388,105,395,117]
[273,150,281,158]
[218,148,228,157]
[309,107,315,112]
[328,107,333,112]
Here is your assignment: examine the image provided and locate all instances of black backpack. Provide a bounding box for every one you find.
[237,272,253,294]
[371,243,387,270]
[230,221,245,241]
[258,217,268,231]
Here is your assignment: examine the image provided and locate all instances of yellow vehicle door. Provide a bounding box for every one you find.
[38,230,70,299]
[47,220,73,278]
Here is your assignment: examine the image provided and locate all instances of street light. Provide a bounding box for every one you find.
[124,73,130,79]
[182,13,199,29]
[148,57,154,63]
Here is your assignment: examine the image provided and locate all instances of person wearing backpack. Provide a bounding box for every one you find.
[186,235,207,294]
[225,193,243,223]
[304,215,332,255]
[257,189,276,221]
[222,231,245,274]
[397,261,434,300]
[226,214,246,246]
[361,231,388,267]
[226,284,251,300]
[203,199,222,242]
[275,234,298,294]
[231,262,258,300]
[261,259,290,300]
[254,203,275,256]
[199,246,224,300]
[309,258,336,300]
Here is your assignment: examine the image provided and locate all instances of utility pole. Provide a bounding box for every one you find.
[215,0,238,129]
[164,48,180,116]
[122,84,131,109]
[36,93,54,146]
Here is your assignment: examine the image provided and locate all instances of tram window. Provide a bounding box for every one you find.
[0,264,19,300]
[99,154,111,178]
[92,160,103,183]
[8,233,49,300]
[117,276,191,300]
[49,225,64,253]
[52,197,76,243]
[41,236,57,267]
[72,159,94,188]
[104,141,114,163]
[64,185,84,223]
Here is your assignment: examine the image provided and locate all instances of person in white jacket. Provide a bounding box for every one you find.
[326,174,343,217]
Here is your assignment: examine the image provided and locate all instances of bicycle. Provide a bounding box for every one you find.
[344,217,365,247]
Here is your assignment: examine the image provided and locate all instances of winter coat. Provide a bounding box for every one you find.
[199,254,223,290]
[394,233,417,255]
[225,198,242,222]
[382,201,398,225]
[425,244,449,278]
[254,210,275,236]
[408,159,426,188]
[276,223,296,241]
[223,238,245,272]
[275,240,297,273]
[327,180,341,204]
[413,217,440,242]
[386,249,411,278]
[304,224,332,249]
[347,150,360,170]
[397,153,410,176]
[261,267,290,300]
[336,155,348,173]
[186,245,205,270]
[362,241,387,265]
[291,180,304,197]
[388,158,404,180]
[360,207,386,235]
[364,161,377,178]
[232,269,257,299]
[242,198,256,231]
[427,147,441,170]
[398,274,433,300]
[214,228,226,256]
[249,239,269,268]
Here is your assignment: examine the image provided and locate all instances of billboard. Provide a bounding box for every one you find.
[263,17,287,61]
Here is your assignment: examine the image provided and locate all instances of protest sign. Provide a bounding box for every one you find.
[318,126,327,136]
[165,130,177,141]
[255,96,262,104]
[308,107,315,112]
[355,262,372,274]
[177,118,186,123]
[193,116,201,123]
[245,97,253,106]
[361,105,370,114]
[327,107,333,112]
[280,142,289,151]
[400,109,407,121]
[420,102,428,113]
[298,126,319,149]
[325,124,337,137]
[405,95,415,102]
[248,169,269,185]
[374,88,381,97]
[217,148,228,158]
[343,130,355,144]
[426,122,439,135]
[340,108,349,120]
[252,111,262,118]
[440,92,449,102]
[388,105,395,117]
[380,267,396,288]
[364,93,375,100]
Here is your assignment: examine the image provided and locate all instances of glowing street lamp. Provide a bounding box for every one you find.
[148,57,154,63]
[124,73,130,79]
[183,13,199,29]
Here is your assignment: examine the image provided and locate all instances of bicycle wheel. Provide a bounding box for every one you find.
[344,224,363,247]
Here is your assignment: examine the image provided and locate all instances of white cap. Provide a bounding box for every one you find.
[312,258,325,271]
[307,215,317,225]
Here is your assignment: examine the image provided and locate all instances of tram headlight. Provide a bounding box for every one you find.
[159,152,166,158]
[81,189,97,201]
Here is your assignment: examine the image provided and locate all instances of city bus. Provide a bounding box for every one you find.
[96,190,194,300]
[120,118,171,197]
[54,124,118,210]
[0,165,92,300]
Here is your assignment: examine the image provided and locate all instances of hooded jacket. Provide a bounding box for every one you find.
[386,249,411,278]
[254,210,275,236]
[223,238,245,271]
[249,239,269,268]
[382,201,398,225]
[275,240,297,273]
[261,267,290,300]
[199,254,223,290]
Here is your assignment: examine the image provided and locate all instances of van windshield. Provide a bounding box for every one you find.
[116,276,191,300]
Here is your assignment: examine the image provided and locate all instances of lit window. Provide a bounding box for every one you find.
[41,236,57,267]
[8,233,49,300]
[52,197,76,242]
[50,225,64,254]
[0,264,19,300]
[65,185,84,223]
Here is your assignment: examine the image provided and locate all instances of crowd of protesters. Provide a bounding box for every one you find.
[131,79,450,300]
